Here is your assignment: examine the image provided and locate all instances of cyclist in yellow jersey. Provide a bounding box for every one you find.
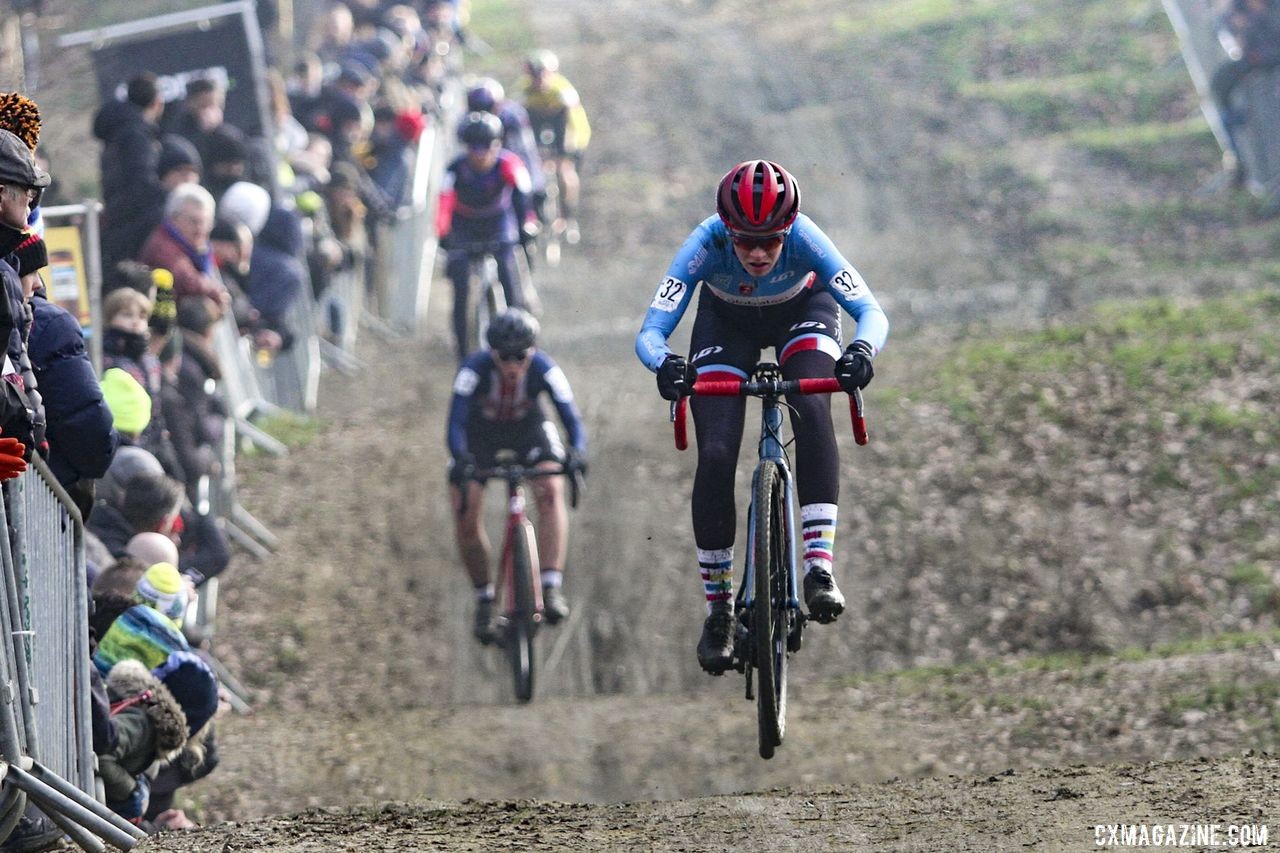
[518,50,590,244]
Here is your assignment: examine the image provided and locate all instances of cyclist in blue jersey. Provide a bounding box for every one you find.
[436,112,539,362]
[447,308,588,642]
[635,160,889,675]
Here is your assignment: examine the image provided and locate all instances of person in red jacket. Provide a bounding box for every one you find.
[137,183,231,316]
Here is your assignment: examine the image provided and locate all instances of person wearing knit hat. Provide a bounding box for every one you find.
[133,561,188,626]
[100,367,152,439]
[151,651,218,738]
[93,603,190,676]
[11,228,46,278]
[217,180,271,237]
[157,135,202,190]
[149,266,176,338]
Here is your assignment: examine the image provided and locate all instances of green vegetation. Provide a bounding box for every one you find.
[250,410,322,451]
[467,0,538,68]
[935,292,1280,407]
[855,628,1280,688]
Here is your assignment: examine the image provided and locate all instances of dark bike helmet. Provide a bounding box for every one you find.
[466,78,505,113]
[526,49,559,75]
[457,111,503,147]
[716,159,801,236]
[486,307,539,353]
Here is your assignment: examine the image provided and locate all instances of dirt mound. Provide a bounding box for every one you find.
[141,752,1279,851]
[29,0,1280,844]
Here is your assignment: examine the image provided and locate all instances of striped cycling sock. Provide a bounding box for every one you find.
[541,568,563,588]
[801,503,837,578]
[698,547,734,613]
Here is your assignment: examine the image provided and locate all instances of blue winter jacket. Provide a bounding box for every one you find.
[29,288,119,486]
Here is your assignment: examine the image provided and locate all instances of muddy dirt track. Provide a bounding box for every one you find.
[110,0,1280,848]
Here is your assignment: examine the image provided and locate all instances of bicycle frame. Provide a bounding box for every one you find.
[496,475,544,621]
[468,459,580,622]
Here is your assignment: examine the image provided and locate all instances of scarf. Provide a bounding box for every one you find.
[162,222,215,276]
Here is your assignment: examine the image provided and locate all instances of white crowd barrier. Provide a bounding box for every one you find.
[1162,0,1280,202]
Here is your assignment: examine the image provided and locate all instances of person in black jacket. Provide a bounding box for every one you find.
[93,73,167,274]
[22,233,119,488]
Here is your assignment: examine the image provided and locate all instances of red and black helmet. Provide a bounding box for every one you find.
[716,159,801,236]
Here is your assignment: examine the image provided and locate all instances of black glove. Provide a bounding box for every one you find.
[448,452,476,487]
[656,354,697,401]
[834,340,875,393]
[437,231,453,251]
[565,448,588,478]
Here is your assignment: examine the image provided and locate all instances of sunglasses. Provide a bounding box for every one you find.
[496,348,530,363]
[730,231,787,251]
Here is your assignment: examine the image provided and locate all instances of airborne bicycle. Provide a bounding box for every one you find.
[467,451,580,703]
[672,364,867,758]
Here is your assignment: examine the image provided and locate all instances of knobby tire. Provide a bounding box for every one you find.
[472,258,507,353]
[509,520,538,703]
[753,461,788,758]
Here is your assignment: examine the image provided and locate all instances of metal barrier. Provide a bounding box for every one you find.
[252,276,321,415]
[0,457,146,851]
[1162,0,1280,201]
[379,114,447,335]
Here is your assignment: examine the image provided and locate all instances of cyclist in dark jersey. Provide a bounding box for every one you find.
[436,112,539,362]
[635,160,889,675]
[465,78,548,221]
[447,308,588,642]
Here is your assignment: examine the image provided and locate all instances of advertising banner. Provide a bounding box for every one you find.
[42,225,91,332]
[84,4,271,138]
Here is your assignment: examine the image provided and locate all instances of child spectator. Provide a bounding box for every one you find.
[101,288,155,389]
[133,562,189,629]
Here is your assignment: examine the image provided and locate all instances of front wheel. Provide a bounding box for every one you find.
[753,461,789,759]
[507,520,539,703]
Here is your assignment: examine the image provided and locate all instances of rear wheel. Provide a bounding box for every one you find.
[538,152,563,267]
[753,461,789,759]
[508,520,538,703]
[472,256,507,352]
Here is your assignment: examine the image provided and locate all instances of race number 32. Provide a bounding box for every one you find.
[651,277,687,312]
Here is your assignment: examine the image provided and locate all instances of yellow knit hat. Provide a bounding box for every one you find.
[134,562,188,626]
[100,368,152,436]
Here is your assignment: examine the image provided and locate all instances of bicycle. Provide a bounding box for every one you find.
[451,240,537,354]
[532,133,566,267]
[465,451,581,703]
[671,363,868,758]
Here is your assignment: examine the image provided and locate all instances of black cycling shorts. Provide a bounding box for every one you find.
[467,416,565,468]
[688,285,843,379]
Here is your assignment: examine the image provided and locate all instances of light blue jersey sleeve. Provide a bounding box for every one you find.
[789,216,889,355]
[634,219,717,372]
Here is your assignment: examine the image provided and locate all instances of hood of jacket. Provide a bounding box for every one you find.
[256,206,304,256]
[92,101,154,145]
[106,658,189,758]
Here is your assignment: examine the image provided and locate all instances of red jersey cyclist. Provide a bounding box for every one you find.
[635,160,889,675]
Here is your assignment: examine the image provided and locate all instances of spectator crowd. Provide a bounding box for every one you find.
[0,0,471,848]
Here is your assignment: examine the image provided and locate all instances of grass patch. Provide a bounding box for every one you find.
[466,0,537,77]
[960,71,1190,132]
[851,627,1280,689]
[832,0,1007,38]
[1066,118,1218,174]
[249,410,322,450]
[935,292,1280,407]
